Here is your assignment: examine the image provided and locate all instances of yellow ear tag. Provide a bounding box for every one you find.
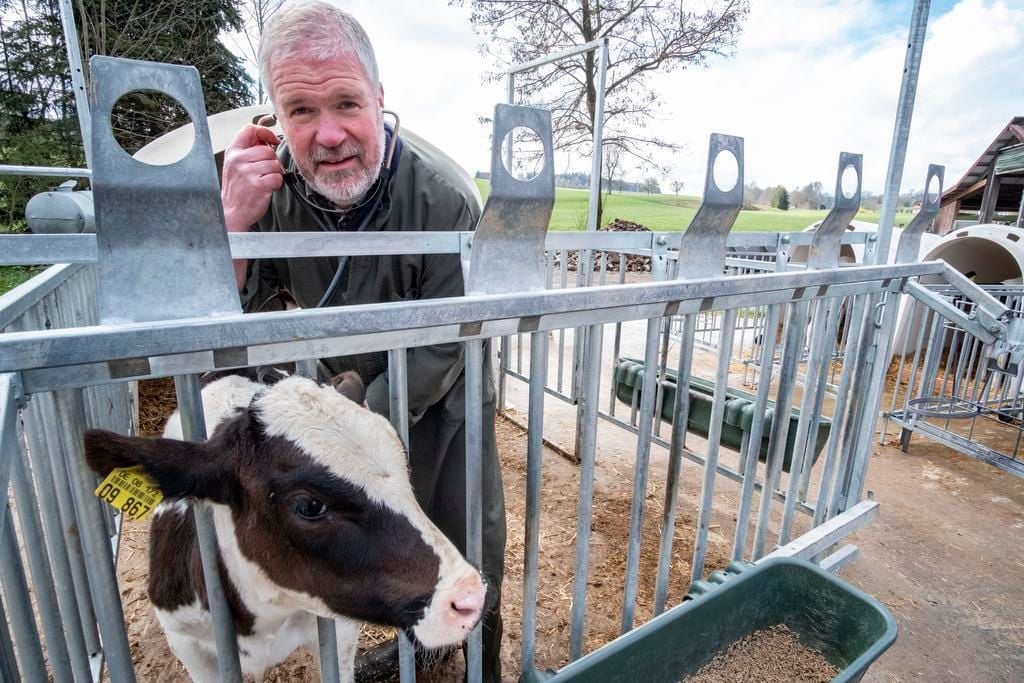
[94,466,164,521]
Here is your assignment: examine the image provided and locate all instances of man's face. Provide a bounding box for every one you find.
[272,52,385,208]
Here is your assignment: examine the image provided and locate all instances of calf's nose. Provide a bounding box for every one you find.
[449,574,486,627]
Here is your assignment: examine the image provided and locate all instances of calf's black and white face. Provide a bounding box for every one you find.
[85,375,485,649]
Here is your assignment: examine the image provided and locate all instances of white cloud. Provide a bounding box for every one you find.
[648,0,1024,195]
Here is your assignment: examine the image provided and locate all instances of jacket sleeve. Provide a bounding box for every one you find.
[364,200,477,424]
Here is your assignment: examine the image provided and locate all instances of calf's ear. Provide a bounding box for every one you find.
[84,429,237,504]
[329,370,366,406]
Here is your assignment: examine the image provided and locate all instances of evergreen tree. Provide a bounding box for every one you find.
[1,0,252,230]
[773,187,791,211]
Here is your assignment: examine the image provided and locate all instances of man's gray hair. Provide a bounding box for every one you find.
[259,0,380,102]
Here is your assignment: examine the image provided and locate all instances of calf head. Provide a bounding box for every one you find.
[84,375,485,649]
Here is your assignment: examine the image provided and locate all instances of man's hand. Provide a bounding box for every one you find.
[221,124,284,288]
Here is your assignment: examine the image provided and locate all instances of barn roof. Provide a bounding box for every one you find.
[942,116,1024,206]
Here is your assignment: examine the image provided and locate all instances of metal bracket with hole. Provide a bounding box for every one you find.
[806,152,863,270]
[894,165,944,265]
[466,104,555,295]
[674,134,744,280]
[89,56,241,324]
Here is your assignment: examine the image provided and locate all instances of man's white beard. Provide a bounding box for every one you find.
[306,122,387,208]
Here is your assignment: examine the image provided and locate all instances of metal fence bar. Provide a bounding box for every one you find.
[54,388,137,682]
[290,362,344,683]
[36,389,101,658]
[619,315,664,632]
[652,313,696,616]
[797,299,845,502]
[10,451,75,682]
[813,295,868,526]
[0,507,48,682]
[779,297,838,543]
[0,164,91,177]
[387,349,417,683]
[731,303,783,561]
[173,375,243,683]
[21,393,94,682]
[464,340,485,683]
[520,331,548,674]
[568,323,604,661]
[753,300,810,558]
[691,308,739,582]
[0,593,19,682]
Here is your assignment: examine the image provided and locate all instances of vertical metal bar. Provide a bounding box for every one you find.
[652,314,696,616]
[464,340,484,683]
[520,332,548,673]
[653,318,672,438]
[732,304,782,561]
[569,323,603,661]
[869,0,932,265]
[0,509,48,682]
[498,336,509,412]
[813,296,869,526]
[55,389,137,683]
[796,297,845,503]
[691,309,738,582]
[21,398,93,682]
[882,297,917,443]
[0,592,19,683]
[620,317,663,632]
[173,375,243,683]
[291,361,343,683]
[10,452,75,682]
[57,0,93,169]
[38,390,100,657]
[609,260,625,416]
[753,301,810,559]
[558,253,568,393]
[387,349,416,683]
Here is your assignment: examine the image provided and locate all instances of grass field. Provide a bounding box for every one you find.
[475,180,899,232]
[0,265,44,296]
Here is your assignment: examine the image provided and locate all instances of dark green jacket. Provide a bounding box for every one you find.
[240,133,484,423]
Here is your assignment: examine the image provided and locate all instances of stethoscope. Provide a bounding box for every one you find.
[257,110,402,307]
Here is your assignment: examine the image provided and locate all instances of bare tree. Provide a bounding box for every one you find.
[603,144,623,195]
[453,1,750,222]
[226,0,286,104]
[671,179,684,195]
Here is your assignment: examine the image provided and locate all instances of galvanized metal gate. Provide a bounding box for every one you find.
[4,7,1022,682]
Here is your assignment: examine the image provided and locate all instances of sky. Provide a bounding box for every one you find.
[249,0,1024,196]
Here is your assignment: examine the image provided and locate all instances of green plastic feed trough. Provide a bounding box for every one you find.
[614,358,831,473]
[545,558,897,683]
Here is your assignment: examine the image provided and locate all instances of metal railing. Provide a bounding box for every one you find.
[0,66,937,681]
[884,284,1024,477]
[1,133,972,683]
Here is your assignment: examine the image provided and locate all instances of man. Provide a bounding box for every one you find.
[219,1,506,680]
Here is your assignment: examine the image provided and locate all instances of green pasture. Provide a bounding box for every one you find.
[474,180,896,232]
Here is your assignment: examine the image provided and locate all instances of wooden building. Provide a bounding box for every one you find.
[936,116,1024,234]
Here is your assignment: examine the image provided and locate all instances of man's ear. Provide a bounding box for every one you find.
[329,370,366,406]
[84,430,237,505]
[377,83,385,110]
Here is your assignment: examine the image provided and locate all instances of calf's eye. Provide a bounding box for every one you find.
[291,496,328,521]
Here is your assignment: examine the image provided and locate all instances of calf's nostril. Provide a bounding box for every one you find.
[451,592,484,617]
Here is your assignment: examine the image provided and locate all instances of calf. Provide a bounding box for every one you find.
[84,374,486,682]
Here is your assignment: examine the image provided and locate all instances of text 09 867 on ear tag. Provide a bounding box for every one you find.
[94,466,164,521]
